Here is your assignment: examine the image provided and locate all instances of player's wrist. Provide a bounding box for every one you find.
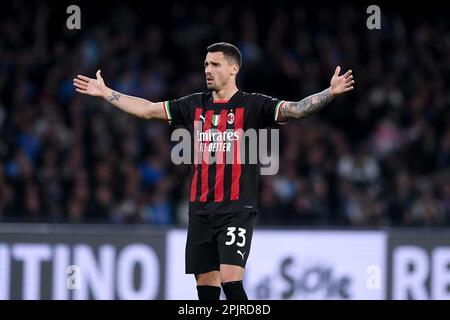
[329,86,337,97]
[101,86,112,99]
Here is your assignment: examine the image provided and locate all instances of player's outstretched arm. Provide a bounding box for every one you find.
[73,70,166,120]
[277,66,355,122]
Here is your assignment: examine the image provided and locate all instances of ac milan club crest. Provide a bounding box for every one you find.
[227,112,235,125]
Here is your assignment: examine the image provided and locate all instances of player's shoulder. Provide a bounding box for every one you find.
[170,92,210,109]
[174,91,206,102]
[243,92,278,104]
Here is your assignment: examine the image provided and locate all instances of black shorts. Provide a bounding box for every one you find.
[185,211,256,275]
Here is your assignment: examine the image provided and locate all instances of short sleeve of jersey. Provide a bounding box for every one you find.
[163,93,200,127]
[253,93,287,128]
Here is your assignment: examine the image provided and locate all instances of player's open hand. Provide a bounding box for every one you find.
[73,70,107,97]
[330,66,355,96]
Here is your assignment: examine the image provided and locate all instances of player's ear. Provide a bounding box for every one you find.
[231,64,239,76]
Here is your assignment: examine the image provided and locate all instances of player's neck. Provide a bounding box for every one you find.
[212,85,238,102]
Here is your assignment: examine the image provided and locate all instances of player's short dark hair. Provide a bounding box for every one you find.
[207,42,242,68]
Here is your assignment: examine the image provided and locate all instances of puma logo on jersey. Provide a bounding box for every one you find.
[237,250,245,260]
[199,115,206,123]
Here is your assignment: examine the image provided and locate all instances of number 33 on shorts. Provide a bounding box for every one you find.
[225,227,246,247]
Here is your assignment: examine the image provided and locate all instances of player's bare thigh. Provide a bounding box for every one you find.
[195,264,244,285]
[195,270,221,286]
[220,264,244,283]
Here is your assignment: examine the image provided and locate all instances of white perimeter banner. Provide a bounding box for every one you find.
[166,230,387,300]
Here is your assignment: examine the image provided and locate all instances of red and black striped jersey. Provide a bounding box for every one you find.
[163,90,286,215]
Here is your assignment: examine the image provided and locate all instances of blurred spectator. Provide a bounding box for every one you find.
[409,189,446,227]
[338,143,380,188]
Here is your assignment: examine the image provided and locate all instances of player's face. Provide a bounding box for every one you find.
[204,52,237,90]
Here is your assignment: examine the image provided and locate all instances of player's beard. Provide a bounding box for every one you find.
[206,82,217,91]
[206,76,218,91]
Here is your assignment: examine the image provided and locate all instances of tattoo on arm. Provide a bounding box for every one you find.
[278,88,334,122]
[107,91,121,103]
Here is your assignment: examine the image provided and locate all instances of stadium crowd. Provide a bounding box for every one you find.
[0,2,449,227]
